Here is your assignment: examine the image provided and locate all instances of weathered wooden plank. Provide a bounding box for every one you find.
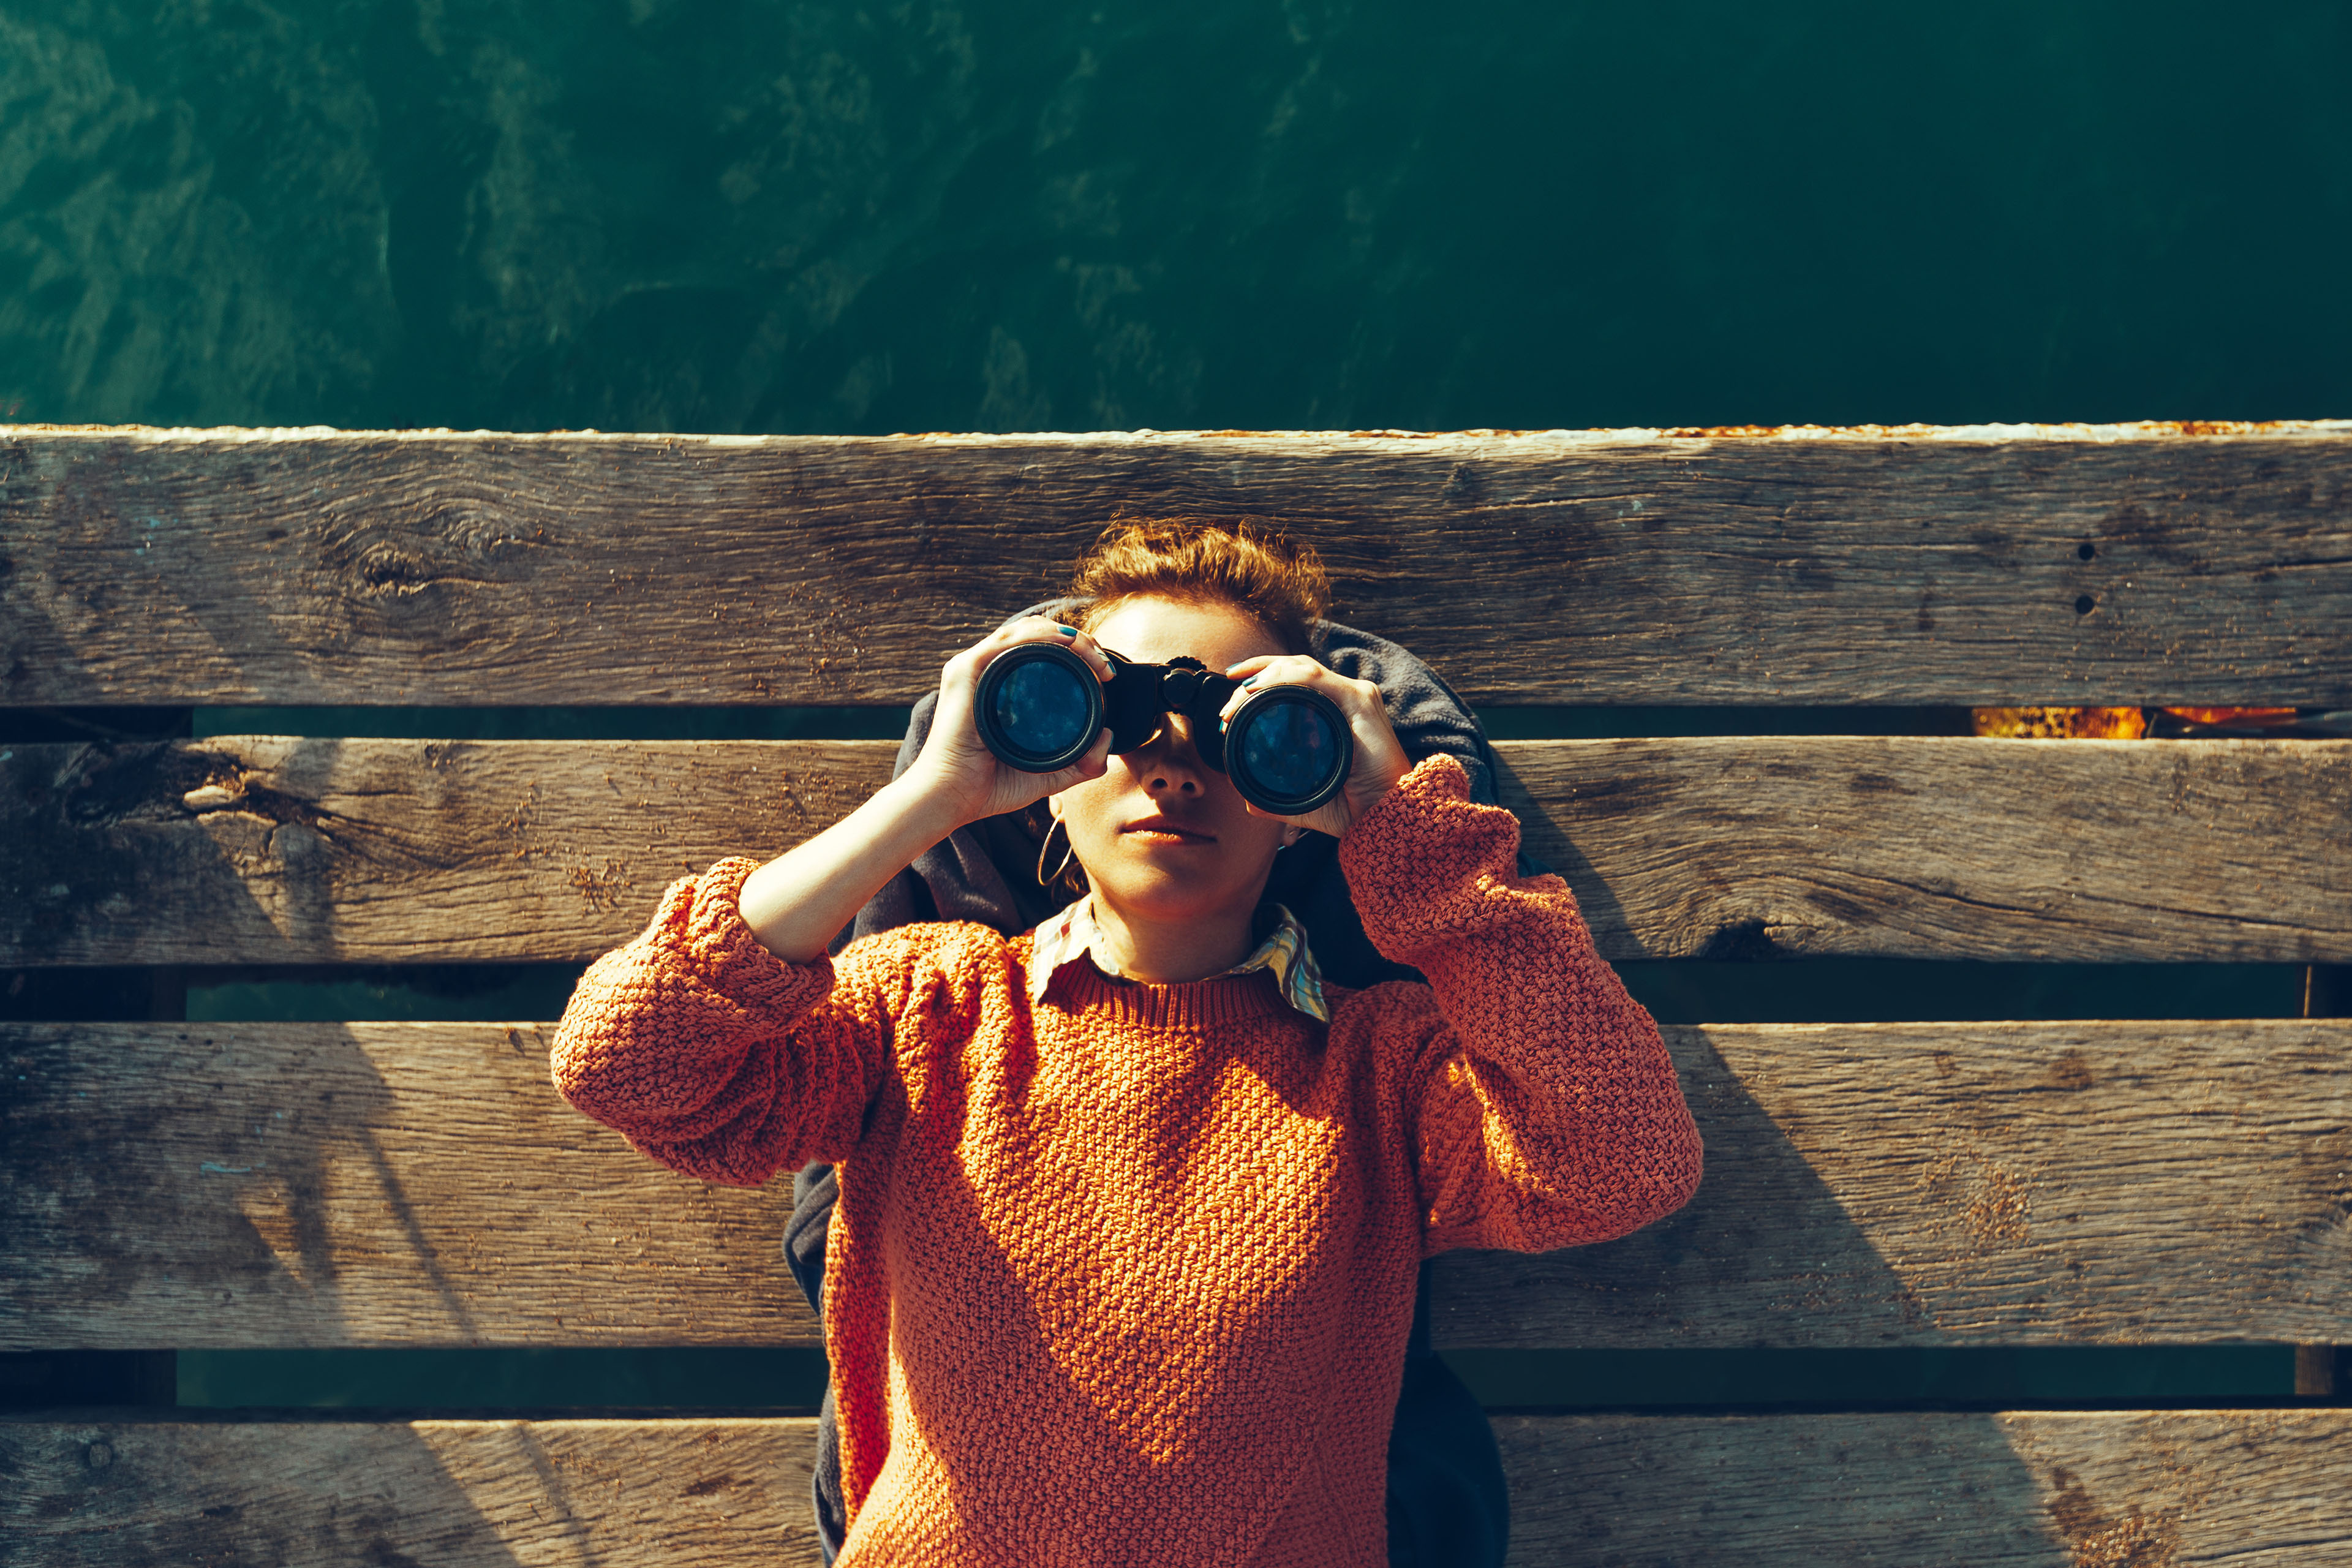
[4,735,2347,967]
[0,737,892,967]
[5,1411,2346,1566]
[0,1023,823,1351]
[1495,734,2352,964]
[4,426,2351,708]
[1491,1409,2352,1567]
[8,1022,2347,1350]
[1434,1019,2352,1349]
[0,1415,823,1567]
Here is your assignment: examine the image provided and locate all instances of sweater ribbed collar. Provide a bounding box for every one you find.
[1028,897,1330,1022]
[1038,957,1300,1031]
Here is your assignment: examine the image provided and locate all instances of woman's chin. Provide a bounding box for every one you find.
[1088,865,1254,925]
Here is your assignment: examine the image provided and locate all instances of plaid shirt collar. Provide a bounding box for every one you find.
[1027,896,1330,1023]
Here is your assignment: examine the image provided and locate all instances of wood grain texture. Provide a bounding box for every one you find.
[1493,1409,2352,1567]
[1434,1019,2352,1349]
[0,737,892,966]
[0,1415,823,1567]
[8,1021,2347,1350]
[4,735,2346,967]
[6,1411,2346,1566]
[5,426,2351,707]
[0,1023,823,1351]
[1496,734,2352,964]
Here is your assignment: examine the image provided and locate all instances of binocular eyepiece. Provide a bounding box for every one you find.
[973,641,1353,815]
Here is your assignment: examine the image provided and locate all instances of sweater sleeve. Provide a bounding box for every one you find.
[548,856,911,1186]
[1339,756,1703,1256]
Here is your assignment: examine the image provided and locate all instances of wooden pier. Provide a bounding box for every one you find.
[5,424,2349,1562]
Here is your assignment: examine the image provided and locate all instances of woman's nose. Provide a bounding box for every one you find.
[1140,746,1205,795]
[1136,722,1208,794]
[1145,766,1203,796]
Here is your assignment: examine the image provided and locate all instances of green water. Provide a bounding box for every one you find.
[3,0,2347,432]
[6,3,2346,1414]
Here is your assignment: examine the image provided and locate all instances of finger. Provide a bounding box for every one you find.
[1214,654,1304,723]
[943,620,1050,691]
[1220,653,1285,682]
[1219,652,1325,686]
[957,619,1114,689]
[1006,616,1114,681]
[1069,625,1115,681]
[1214,654,1334,725]
[983,616,1079,658]
[938,624,1061,740]
[1039,725,1115,791]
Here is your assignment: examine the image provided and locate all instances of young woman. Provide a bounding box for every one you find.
[551,522,1703,1568]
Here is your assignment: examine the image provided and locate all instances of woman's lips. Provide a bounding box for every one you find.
[1122,816,1215,842]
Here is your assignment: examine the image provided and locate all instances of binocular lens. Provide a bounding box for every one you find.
[972,638,1353,815]
[993,662,1093,755]
[1226,687,1351,815]
[976,644,1102,771]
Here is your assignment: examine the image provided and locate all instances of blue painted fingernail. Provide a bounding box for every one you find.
[1242,674,1261,687]
[1055,625,1079,636]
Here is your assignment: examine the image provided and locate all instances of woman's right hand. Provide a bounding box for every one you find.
[902,617,1116,829]
[739,619,1113,962]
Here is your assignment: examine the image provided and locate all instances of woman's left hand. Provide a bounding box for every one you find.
[1215,655,1412,839]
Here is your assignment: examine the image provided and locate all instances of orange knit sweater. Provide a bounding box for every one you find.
[551,756,1702,1568]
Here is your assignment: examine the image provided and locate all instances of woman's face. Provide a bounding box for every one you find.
[1051,595,1294,925]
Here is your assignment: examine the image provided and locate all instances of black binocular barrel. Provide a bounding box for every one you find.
[971,640,1352,815]
[973,642,1105,772]
[1223,685,1352,815]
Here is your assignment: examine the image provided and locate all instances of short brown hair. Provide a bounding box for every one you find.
[1068,518,1330,654]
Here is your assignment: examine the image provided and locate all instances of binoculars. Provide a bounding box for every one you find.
[974,641,1354,815]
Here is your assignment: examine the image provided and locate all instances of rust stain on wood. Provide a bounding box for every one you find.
[2047,1464,2180,1568]
[2049,1050,2097,1091]
[567,861,635,912]
[1922,1150,2035,1246]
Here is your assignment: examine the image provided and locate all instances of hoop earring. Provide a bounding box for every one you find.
[1036,816,1078,888]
